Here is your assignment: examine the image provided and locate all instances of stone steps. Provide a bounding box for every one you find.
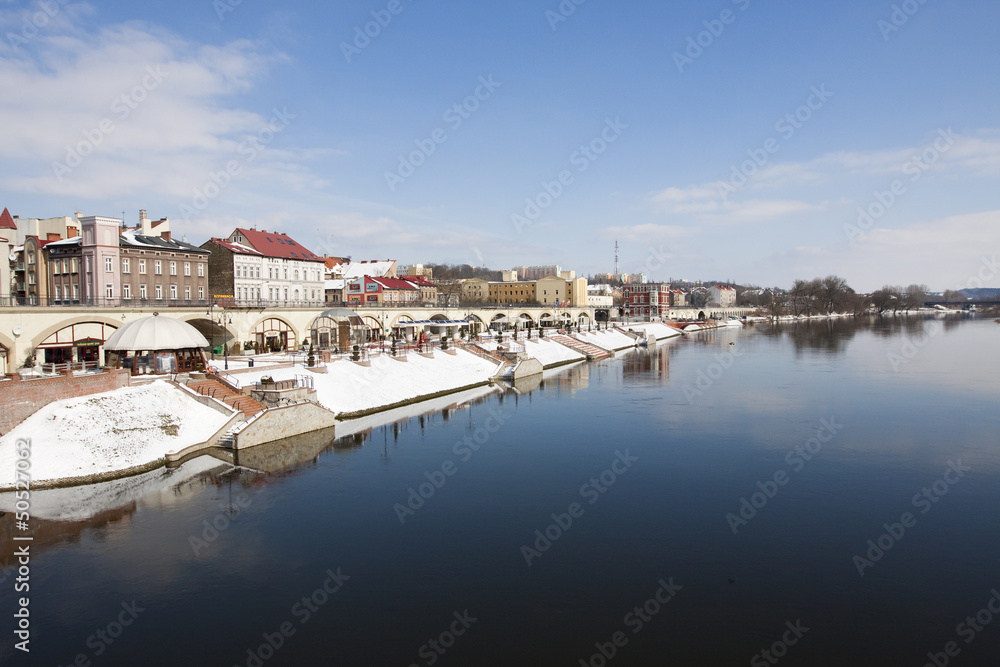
[548,334,611,360]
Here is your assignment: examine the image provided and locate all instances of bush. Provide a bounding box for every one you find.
[352,344,360,361]
[259,375,274,385]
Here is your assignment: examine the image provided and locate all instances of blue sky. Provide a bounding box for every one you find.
[1,0,998,291]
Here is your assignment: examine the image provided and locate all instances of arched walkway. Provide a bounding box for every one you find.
[32,319,120,365]
[250,317,297,352]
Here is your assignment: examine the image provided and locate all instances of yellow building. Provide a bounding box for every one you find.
[489,280,537,304]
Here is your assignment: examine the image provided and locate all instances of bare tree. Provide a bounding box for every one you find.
[903,284,928,312]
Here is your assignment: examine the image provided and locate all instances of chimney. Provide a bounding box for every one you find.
[161,231,171,241]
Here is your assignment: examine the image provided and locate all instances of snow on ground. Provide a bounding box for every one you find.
[0,381,231,488]
[217,348,501,416]
[622,322,683,341]
[523,338,586,367]
[575,329,638,351]
[334,383,502,440]
[207,358,281,371]
[0,454,231,521]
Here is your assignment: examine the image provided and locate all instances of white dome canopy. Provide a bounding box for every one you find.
[104,314,209,351]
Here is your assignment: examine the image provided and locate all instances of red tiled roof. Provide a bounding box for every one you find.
[323,256,350,270]
[231,228,324,262]
[205,238,263,256]
[0,207,15,230]
[399,275,436,286]
[370,276,418,290]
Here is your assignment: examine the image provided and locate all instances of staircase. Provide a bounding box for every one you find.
[549,334,611,361]
[187,379,265,417]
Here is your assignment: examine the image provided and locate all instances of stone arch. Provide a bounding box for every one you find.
[577,311,591,325]
[517,312,535,327]
[31,317,122,366]
[390,313,417,328]
[30,315,122,349]
[698,310,706,320]
[249,316,298,352]
[184,317,233,351]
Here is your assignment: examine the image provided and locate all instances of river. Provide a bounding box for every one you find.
[2,315,998,666]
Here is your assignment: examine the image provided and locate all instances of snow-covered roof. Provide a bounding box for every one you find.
[342,260,395,279]
[105,314,209,351]
[325,279,345,289]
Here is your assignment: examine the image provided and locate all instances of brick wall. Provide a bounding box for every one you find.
[0,369,131,435]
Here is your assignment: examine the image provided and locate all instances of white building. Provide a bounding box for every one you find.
[709,285,736,307]
[202,228,326,305]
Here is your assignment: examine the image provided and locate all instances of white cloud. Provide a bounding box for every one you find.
[0,16,323,203]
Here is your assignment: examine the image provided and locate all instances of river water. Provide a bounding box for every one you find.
[2,315,999,666]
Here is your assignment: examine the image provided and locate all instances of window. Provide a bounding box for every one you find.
[72,284,79,300]
[184,286,190,300]
[170,285,177,300]
[104,257,112,273]
[197,263,204,277]
[123,284,131,300]
[198,286,204,300]
[283,269,288,280]
[154,260,162,275]
[139,259,146,274]
[155,285,162,299]
[169,262,176,276]
[294,270,299,281]
[184,262,190,276]
[54,285,61,301]
[106,284,113,298]
[139,284,147,299]
[255,266,259,278]
[85,256,92,272]
[72,258,79,273]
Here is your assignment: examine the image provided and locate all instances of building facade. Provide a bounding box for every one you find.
[710,285,736,307]
[202,228,326,306]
